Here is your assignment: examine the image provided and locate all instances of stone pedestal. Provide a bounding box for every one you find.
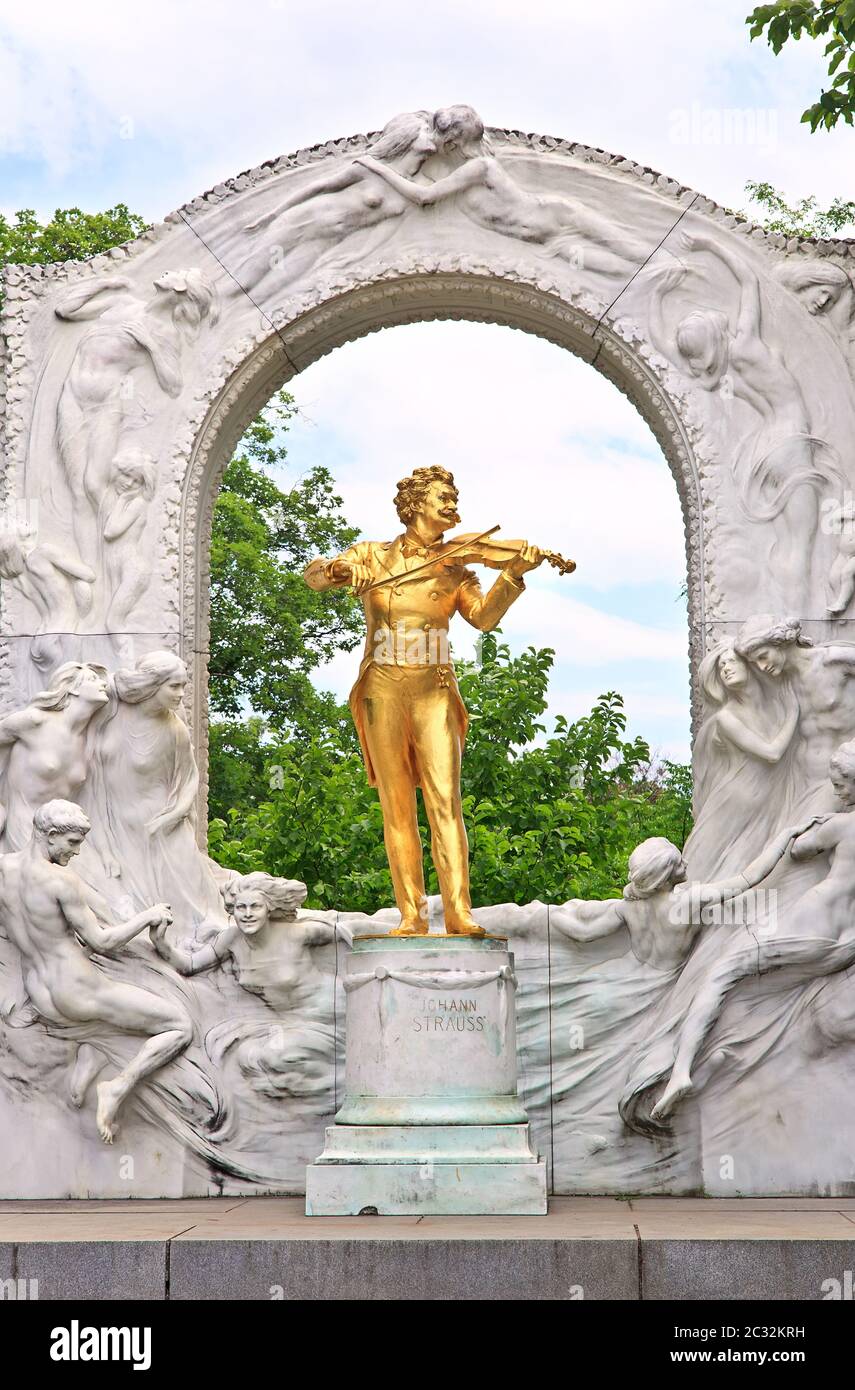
[306,935,547,1215]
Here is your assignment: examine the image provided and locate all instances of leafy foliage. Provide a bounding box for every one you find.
[747,1,855,130]
[743,178,855,235]
[209,391,363,730]
[0,206,148,307]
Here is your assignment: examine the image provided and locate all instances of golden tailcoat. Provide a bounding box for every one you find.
[304,534,524,784]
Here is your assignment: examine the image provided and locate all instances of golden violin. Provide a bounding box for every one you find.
[365,525,576,593]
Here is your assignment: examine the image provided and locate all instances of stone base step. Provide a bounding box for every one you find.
[305,1158,548,1216]
[314,1122,539,1164]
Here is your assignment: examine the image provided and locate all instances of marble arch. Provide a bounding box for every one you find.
[3,109,855,1197]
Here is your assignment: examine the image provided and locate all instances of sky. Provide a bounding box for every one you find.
[2,0,851,762]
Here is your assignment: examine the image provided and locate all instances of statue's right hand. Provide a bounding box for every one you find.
[332,560,373,594]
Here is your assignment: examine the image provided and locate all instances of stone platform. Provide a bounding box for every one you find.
[306,933,547,1215]
[4,1197,855,1300]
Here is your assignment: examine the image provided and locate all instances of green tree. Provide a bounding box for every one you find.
[209,389,362,730]
[0,205,148,307]
[747,1,855,130]
[743,178,855,234]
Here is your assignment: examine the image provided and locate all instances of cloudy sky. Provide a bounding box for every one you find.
[2,0,851,760]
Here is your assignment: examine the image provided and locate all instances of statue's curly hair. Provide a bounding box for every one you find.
[393,465,457,524]
[33,799,91,838]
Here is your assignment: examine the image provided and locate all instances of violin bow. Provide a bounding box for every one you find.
[361,525,501,594]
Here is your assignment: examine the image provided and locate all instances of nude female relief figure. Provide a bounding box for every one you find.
[355,104,651,281]
[153,874,348,1107]
[0,662,108,852]
[151,872,340,1015]
[229,110,439,301]
[55,268,217,570]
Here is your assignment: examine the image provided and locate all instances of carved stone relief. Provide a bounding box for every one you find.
[2,108,855,1195]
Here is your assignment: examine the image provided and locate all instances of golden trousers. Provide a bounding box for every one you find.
[358,663,471,928]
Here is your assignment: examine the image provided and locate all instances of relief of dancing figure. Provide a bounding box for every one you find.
[681,641,799,880]
[647,230,844,612]
[54,268,217,581]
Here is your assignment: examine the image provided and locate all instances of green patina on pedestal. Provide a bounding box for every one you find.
[306,933,547,1215]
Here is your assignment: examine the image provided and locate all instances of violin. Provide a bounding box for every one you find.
[436,527,577,576]
[365,525,576,593]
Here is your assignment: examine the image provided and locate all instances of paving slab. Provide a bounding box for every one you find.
[169,1234,638,1300]
[641,1239,855,1301]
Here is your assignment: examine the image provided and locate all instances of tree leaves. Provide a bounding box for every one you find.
[746,1,855,130]
[743,178,855,235]
[208,390,363,728]
[0,206,148,307]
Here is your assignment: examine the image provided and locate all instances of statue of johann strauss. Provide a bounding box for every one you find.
[305,465,557,937]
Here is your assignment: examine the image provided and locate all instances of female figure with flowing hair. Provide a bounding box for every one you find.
[354,104,652,279]
[0,662,109,851]
[647,232,844,611]
[734,614,855,812]
[154,873,346,1109]
[229,110,440,300]
[55,268,218,569]
[681,641,799,879]
[152,871,347,1013]
[88,650,225,933]
[775,259,855,374]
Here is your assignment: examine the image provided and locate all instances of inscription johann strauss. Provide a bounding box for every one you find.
[413,997,486,1033]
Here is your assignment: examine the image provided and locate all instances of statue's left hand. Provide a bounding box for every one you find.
[505,541,542,579]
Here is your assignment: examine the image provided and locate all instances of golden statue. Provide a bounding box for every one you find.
[304,466,575,936]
